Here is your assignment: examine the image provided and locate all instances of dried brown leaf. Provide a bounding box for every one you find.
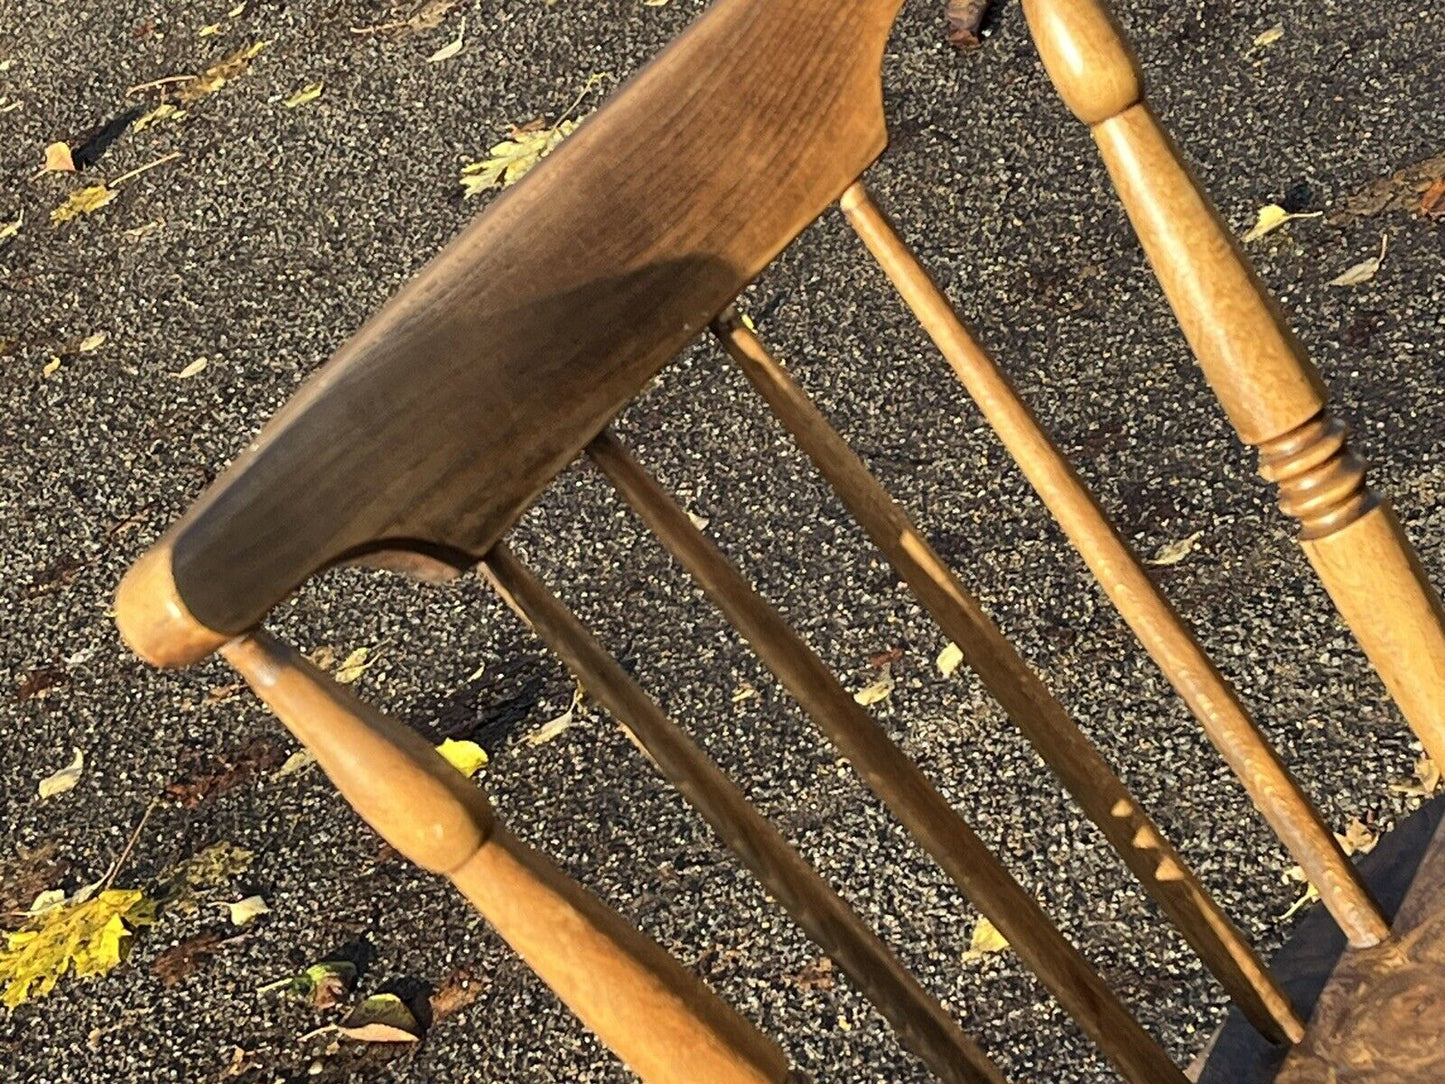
[43,142,75,173]
[151,930,228,986]
[15,665,70,701]
[945,0,990,49]
[787,956,836,991]
[429,966,483,1021]
[0,842,69,916]
[1328,153,1445,225]
[165,738,286,806]
[1420,177,1445,218]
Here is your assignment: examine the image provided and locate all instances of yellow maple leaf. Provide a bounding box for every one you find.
[0,888,156,1007]
[50,184,117,225]
[460,118,580,196]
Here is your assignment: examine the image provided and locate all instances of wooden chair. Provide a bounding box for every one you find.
[115,0,1445,1080]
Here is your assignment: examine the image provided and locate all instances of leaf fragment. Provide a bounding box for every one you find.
[171,357,208,379]
[333,646,375,684]
[1242,203,1320,242]
[1335,817,1379,856]
[525,682,585,746]
[1147,530,1205,567]
[0,215,20,241]
[430,965,483,1020]
[0,888,156,1007]
[338,993,421,1042]
[282,81,324,108]
[222,894,269,926]
[259,960,356,1008]
[133,103,187,132]
[152,930,229,986]
[76,332,107,353]
[274,748,316,777]
[936,642,964,677]
[962,916,1009,961]
[158,841,255,913]
[1328,234,1388,287]
[853,667,894,707]
[1421,178,1445,218]
[425,16,466,62]
[1253,25,1284,48]
[51,184,117,225]
[436,738,488,777]
[43,142,75,173]
[1391,755,1441,799]
[177,41,269,103]
[37,748,84,799]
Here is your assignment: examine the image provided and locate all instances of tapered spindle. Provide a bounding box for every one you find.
[1022,0,1445,772]
[713,309,1304,1043]
[587,429,1190,1084]
[481,543,1008,1084]
[840,181,1388,948]
[221,631,790,1084]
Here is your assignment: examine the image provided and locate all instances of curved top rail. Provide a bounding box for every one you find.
[118,0,905,665]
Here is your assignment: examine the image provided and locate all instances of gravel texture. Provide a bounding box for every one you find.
[1,1,1443,1082]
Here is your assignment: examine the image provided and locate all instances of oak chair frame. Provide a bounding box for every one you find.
[116,1,1445,1080]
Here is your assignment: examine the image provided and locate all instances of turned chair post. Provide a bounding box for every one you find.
[1022,0,1445,770]
[221,631,791,1084]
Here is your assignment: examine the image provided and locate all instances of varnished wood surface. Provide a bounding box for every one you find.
[840,182,1388,949]
[587,430,1190,1084]
[714,310,1304,1044]
[123,0,907,664]
[482,544,1008,1084]
[223,631,790,1084]
[1276,816,1445,1083]
[1023,0,1445,771]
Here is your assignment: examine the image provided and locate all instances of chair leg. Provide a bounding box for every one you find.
[222,631,791,1084]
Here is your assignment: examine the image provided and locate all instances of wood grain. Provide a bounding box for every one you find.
[587,429,1190,1084]
[1023,0,1445,770]
[840,182,1389,949]
[122,0,906,664]
[715,309,1304,1044]
[482,543,1008,1084]
[223,630,790,1084]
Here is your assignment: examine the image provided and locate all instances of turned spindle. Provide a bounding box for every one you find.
[1024,0,1445,769]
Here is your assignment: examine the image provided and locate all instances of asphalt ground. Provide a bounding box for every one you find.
[1,0,1442,1081]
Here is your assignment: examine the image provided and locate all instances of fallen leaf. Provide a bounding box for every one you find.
[1280,864,1320,921]
[178,41,269,103]
[1328,234,1388,287]
[1421,178,1445,218]
[199,22,223,36]
[962,916,1009,961]
[786,956,836,991]
[76,332,107,352]
[37,748,85,799]
[1391,755,1441,799]
[1252,25,1284,48]
[430,965,483,1020]
[1328,153,1445,225]
[730,682,758,704]
[0,215,20,241]
[525,682,585,746]
[15,664,70,700]
[259,960,356,1008]
[158,841,255,913]
[307,645,337,671]
[41,357,62,378]
[338,993,421,1042]
[282,81,324,108]
[436,738,489,777]
[1242,203,1321,242]
[274,749,315,777]
[425,17,465,62]
[133,103,187,132]
[166,738,286,806]
[151,930,229,986]
[936,642,964,677]
[51,184,117,225]
[853,666,894,707]
[221,1046,249,1078]
[1147,530,1204,567]
[0,888,156,1007]
[333,646,375,684]
[27,889,68,915]
[1335,818,1379,856]
[203,682,243,707]
[222,894,269,926]
[43,142,75,172]
[171,357,208,379]
[867,646,903,668]
[460,118,581,195]
[945,0,990,49]
[0,843,70,916]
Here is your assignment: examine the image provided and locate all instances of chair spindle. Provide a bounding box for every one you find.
[221,631,791,1084]
[713,310,1304,1044]
[1023,0,1445,772]
[481,543,1008,1084]
[840,181,1389,949]
[586,429,1190,1084]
